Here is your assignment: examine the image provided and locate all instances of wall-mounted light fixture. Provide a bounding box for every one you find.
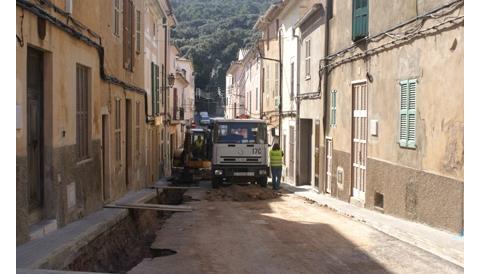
[168,73,176,87]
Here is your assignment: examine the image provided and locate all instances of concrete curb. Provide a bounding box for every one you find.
[280,183,464,268]
[17,268,117,274]
[17,189,157,270]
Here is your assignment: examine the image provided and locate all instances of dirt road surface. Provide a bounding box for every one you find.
[128,182,463,274]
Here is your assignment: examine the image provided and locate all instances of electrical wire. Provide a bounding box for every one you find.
[318,0,463,76]
[16,8,24,47]
[321,0,463,66]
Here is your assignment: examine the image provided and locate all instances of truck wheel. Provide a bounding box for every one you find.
[259,178,267,188]
[212,178,220,189]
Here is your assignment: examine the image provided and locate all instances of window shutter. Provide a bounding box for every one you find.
[151,62,156,115]
[330,90,337,127]
[155,64,160,115]
[123,0,130,69]
[407,80,417,148]
[352,0,368,41]
[130,1,135,68]
[399,80,408,147]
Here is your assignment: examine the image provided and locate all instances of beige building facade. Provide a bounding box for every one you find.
[225,60,245,119]
[16,0,176,245]
[254,5,282,145]
[320,0,464,233]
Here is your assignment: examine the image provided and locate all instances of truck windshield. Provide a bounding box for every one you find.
[215,122,267,144]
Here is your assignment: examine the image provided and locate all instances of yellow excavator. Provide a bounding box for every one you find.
[172,127,212,182]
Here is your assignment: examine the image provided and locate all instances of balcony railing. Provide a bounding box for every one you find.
[173,107,184,121]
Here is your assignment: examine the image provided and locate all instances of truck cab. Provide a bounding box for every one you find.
[211,119,268,188]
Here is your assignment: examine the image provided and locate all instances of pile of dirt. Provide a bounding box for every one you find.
[206,184,281,202]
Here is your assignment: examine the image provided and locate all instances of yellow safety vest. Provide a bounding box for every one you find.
[269,149,283,167]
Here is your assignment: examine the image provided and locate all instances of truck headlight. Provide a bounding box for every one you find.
[214,170,223,175]
[259,170,267,175]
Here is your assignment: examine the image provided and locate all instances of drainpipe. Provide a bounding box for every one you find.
[163,20,169,176]
[322,0,331,193]
[278,28,283,148]
[294,28,301,186]
[259,52,264,120]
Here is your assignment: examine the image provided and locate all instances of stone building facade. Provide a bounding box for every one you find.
[253,0,464,233]
[16,0,177,244]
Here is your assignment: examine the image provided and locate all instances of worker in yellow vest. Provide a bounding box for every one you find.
[269,143,284,190]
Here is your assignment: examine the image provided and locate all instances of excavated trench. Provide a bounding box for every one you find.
[63,182,281,273]
[64,188,187,274]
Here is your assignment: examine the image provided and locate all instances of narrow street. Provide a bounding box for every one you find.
[14,0,466,273]
[129,182,462,274]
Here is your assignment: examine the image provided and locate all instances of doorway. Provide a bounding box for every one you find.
[314,120,320,189]
[351,82,367,201]
[326,138,333,194]
[101,115,110,202]
[27,47,44,224]
[299,119,312,185]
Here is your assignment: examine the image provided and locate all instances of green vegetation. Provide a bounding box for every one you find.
[170,0,275,92]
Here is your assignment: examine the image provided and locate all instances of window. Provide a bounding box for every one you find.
[136,10,141,54]
[123,0,135,71]
[135,101,140,157]
[305,40,311,79]
[161,64,165,107]
[352,0,368,41]
[399,79,417,148]
[76,64,90,160]
[115,98,121,161]
[113,0,120,36]
[214,122,267,144]
[330,90,337,127]
[290,62,295,99]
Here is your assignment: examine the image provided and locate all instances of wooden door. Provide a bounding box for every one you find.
[101,115,110,202]
[314,120,320,188]
[125,99,132,189]
[326,138,333,194]
[352,82,367,201]
[27,47,44,215]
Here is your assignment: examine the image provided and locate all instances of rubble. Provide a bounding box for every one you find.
[206,184,281,202]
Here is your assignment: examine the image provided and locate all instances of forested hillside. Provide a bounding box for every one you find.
[170,0,276,93]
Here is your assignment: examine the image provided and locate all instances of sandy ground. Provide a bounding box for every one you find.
[128,182,463,274]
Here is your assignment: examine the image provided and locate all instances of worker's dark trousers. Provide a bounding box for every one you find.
[271,167,282,190]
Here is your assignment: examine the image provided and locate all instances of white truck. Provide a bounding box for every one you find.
[211,119,269,188]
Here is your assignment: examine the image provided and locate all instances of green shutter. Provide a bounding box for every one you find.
[407,80,417,148]
[352,0,369,41]
[399,79,416,148]
[399,81,408,147]
[151,62,157,115]
[330,90,337,127]
[155,64,160,115]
